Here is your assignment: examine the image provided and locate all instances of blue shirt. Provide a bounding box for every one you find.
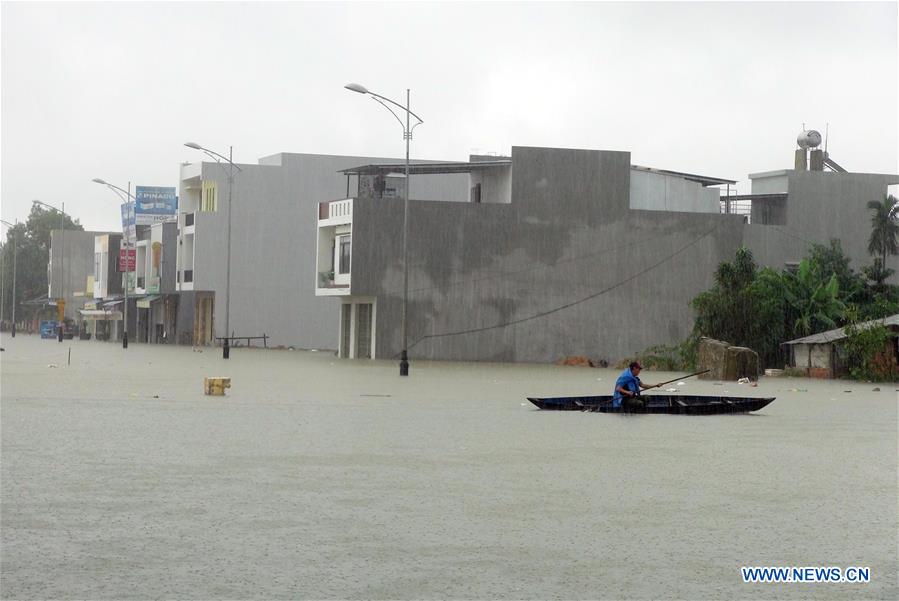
[612,368,641,408]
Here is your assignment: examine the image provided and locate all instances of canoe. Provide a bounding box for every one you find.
[527,394,775,415]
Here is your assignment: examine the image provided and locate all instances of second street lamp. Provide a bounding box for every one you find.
[92,178,134,349]
[0,219,18,337]
[33,200,66,342]
[345,82,423,376]
[183,142,241,359]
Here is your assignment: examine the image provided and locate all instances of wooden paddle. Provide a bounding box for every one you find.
[639,369,710,395]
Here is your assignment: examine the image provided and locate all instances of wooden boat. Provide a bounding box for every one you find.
[527,394,775,415]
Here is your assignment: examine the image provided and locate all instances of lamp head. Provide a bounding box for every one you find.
[344,83,369,94]
[92,178,108,185]
[184,142,203,150]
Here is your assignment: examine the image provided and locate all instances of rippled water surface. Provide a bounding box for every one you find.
[2,334,896,600]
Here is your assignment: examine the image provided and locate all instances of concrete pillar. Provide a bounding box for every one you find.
[794,149,807,171]
[809,149,824,171]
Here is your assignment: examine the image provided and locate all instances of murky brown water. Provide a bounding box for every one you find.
[1,334,896,599]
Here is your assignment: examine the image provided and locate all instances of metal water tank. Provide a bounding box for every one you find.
[797,130,822,149]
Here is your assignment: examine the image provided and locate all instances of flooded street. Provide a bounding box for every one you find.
[1,334,896,600]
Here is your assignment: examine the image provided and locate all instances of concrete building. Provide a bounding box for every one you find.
[47,230,117,323]
[134,222,178,343]
[315,144,899,364]
[176,152,468,349]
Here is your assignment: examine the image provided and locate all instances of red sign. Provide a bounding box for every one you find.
[118,248,136,272]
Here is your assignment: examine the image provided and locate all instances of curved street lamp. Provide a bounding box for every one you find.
[33,200,66,342]
[183,142,242,359]
[1,219,18,337]
[344,83,423,376]
[92,178,134,349]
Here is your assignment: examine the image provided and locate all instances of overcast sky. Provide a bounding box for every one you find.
[2,1,896,235]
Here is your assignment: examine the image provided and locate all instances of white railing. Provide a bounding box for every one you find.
[329,199,352,219]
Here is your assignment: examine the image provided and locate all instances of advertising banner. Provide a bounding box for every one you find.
[40,320,58,339]
[120,203,136,244]
[134,186,177,225]
[118,248,136,272]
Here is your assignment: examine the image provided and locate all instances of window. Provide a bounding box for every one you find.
[201,181,217,212]
[338,235,351,275]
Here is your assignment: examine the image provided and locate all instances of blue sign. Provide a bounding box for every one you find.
[121,203,136,244]
[134,186,177,225]
[40,320,58,339]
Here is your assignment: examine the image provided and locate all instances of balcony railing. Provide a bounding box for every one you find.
[318,199,353,221]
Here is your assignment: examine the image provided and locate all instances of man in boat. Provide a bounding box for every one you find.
[613,361,659,411]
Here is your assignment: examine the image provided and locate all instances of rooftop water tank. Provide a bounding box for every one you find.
[797,130,822,149]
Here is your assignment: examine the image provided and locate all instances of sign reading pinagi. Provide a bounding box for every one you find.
[134,186,178,225]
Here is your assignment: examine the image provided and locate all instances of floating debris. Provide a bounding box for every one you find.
[872,387,880,392]
[665,387,678,392]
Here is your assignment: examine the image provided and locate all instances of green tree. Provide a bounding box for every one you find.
[866,194,899,267]
[842,307,897,382]
[0,205,82,324]
[783,259,845,337]
[806,239,865,304]
[691,247,789,367]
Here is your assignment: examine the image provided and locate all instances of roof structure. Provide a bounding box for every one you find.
[630,165,737,187]
[340,160,511,176]
[341,160,736,186]
[783,314,899,345]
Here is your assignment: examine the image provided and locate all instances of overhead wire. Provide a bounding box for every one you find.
[402,223,721,353]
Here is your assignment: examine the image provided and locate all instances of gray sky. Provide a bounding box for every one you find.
[2,1,897,235]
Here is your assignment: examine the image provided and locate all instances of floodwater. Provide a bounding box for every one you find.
[1,334,896,600]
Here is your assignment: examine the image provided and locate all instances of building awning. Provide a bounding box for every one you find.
[79,309,123,320]
[100,299,124,308]
[136,295,161,309]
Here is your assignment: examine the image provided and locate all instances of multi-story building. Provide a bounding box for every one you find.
[47,230,116,324]
[316,144,899,363]
[133,221,178,343]
[175,152,468,349]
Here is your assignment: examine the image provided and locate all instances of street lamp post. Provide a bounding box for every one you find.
[33,200,66,342]
[183,142,241,360]
[1,219,18,337]
[92,179,133,349]
[344,83,423,376]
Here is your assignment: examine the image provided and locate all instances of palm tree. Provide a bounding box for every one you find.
[866,194,899,266]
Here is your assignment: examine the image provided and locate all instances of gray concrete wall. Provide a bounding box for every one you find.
[629,169,720,213]
[49,230,115,319]
[745,170,899,279]
[352,146,746,363]
[469,165,512,204]
[350,146,897,364]
[186,152,468,349]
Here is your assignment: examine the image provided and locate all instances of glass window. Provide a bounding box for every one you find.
[338,235,351,274]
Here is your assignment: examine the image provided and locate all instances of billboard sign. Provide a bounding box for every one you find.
[134,186,177,225]
[40,320,58,339]
[118,248,136,272]
[121,203,136,244]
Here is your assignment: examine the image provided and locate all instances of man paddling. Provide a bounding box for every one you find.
[613,361,659,411]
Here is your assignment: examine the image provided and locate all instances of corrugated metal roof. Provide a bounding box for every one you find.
[783,314,899,345]
[340,160,512,176]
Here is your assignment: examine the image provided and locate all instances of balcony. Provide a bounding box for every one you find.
[318,198,353,224]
